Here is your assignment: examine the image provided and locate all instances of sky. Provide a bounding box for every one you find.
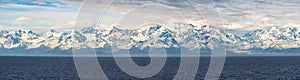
[0,0,299,35]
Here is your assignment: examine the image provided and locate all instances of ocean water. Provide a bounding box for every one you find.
[0,56,300,80]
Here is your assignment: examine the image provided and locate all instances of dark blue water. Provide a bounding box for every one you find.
[0,56,300,80]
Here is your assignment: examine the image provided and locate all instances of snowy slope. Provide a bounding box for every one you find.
[239,27,300,50]
[0,24,300,54]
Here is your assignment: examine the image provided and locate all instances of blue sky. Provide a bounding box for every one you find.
[0,0,80,32]
[0,0,66,8]
[0,0,299,34]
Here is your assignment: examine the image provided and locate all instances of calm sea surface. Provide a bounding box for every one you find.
[0,56,300,80]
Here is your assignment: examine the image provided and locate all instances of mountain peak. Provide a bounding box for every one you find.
[17,29,34,34]
[269,27,279,31]
[51,29,56,32]
[149,25,162,30]
[111,26,123,31]
[82,27,98,33]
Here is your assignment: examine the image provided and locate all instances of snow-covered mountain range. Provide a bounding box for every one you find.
[0,23,299,54]
[236,27,300,53]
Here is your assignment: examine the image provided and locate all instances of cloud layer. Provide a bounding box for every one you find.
[0,0,299,34]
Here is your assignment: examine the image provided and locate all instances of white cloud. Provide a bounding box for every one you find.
[51,20,94,31]
[281,23,300,29]
[0,20,96,33]
[13,17,31,25]
[0,25,49,33]
[15,17,31,21]
[224,23,244,30]
[1,0,300,32]
[215,0,300,30]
